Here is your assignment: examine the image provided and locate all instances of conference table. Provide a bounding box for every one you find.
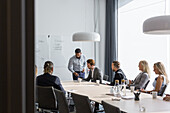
[61,81,170,113]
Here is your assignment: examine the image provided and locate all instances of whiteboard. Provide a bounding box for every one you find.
[35,34,94,80]
[35,35,66,68]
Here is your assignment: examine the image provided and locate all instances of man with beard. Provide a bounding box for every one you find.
[111,61,127,85]
[68,48,86,80]
[83,59,102,83]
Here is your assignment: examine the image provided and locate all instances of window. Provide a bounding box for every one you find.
[118,0,170,92]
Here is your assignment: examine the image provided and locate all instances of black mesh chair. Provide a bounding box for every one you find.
[143,80,150,90]
[102,101,121,113]
[54,89,70,113]
[72,93,93,113]
[36,86,58,113]
[158,84,167,96]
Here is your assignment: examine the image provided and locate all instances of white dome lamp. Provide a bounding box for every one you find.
[143,15,170,34]
[72,0,100,42]
[72,32,100,42]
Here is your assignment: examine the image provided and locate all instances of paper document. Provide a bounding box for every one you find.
[121,95,134,100]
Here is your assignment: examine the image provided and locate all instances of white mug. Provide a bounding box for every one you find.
[78,78,82,83]
[152,91,157,99]
[96,80,100,85]
[130,86,135,92]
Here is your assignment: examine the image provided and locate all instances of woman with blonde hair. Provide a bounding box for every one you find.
[129,60,150,89]
[141,62,169,95]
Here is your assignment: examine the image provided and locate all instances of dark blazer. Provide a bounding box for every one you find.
[111,69,127,85]
[84,67,102,83]
[36,73,65,93]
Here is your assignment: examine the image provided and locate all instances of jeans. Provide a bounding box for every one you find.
[72,71,85,80]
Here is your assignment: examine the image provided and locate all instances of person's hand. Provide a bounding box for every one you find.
[73,72,79,76]
[163,96,170,101]
[129,80,132,85]
[140,89,145,93]
[165,94,170,96]
[136,89,139,92]
[82,69,85,73]
[105,83,109,85]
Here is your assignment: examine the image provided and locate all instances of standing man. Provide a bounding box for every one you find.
[83,59,102,83]
[111,61,127,85]
[68,48,86,80]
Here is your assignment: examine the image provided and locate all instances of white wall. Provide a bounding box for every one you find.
[98,0,106,75]
[35,0,106,80]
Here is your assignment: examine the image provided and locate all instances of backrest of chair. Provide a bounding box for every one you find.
[103,75,109,81]
[159,84,167,96]
[36,86,38,103]
[37,86,57,109]
[54,89,69,113]
[102,101,121,113]
[72,93,93,113]
[143,80,150,90]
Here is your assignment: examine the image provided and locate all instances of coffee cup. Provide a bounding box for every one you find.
[130,86,135,92]
[96,80,100,85]
[78,78,82,83]
[152,91,157,99]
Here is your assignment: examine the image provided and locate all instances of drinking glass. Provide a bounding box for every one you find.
[96,80,100,85]
[78,78,82,83]
[139,104,146,112]
[130,86,135,92]
[152,91,157,99]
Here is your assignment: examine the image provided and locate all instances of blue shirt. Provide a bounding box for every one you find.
[68,55,86,73]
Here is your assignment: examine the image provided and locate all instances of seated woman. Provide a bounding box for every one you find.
[129,60,150,90]
[141,62,169,95]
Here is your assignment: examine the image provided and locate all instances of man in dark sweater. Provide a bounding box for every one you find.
[110,61,127,86]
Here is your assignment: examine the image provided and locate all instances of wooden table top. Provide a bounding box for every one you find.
[62,81,170,113]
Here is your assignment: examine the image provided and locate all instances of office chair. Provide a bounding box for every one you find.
[36,86,58,113]
[72,93,93,113]
[103,75,109,81]
[158,84,167,96]
[54,89,72,113]
[143,80,150,90]
[102,101,122,113]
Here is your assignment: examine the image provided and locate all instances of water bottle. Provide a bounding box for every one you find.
[121,79,126,96]
[115,80,121,97]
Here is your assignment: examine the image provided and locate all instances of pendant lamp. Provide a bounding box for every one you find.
[72,0,100,42]
[143,15,170,34]
[72,32,100,42]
